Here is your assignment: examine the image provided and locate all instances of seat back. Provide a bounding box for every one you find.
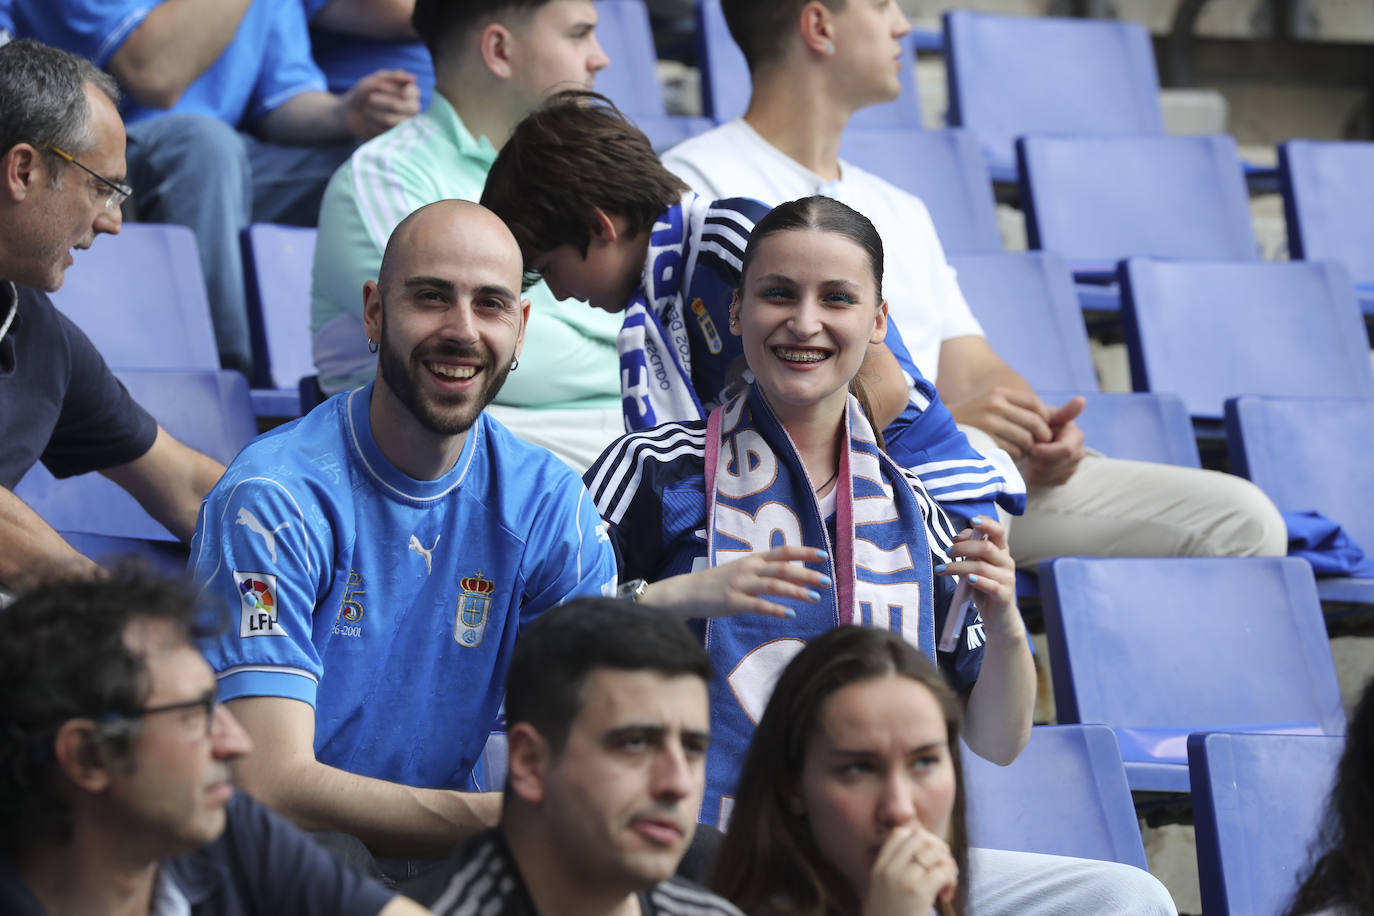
[1189,732,1343,916]
[1120,258,1374,419]
[240,224,317,391]
[1279,139,1374,287]
[1226,395,1374,553]
[696,0,921,129]
[1038,391,1201,468]
[48,223,218,370]
[594,0,667,118]
[963,725,1148,868]
[947,251,1096,391]
[14,369,257,542]
[944,10,1163,172]
[1017,134,1257,269]
[840,128,1001,253]
[1041,556,1344,739]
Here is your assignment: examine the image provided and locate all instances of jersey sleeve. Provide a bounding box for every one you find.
[14,1,151,67]
[518,471,618,624]
[583,423,707,583]
[246,0,328,122]
[191,473,331,708]
[42,308,157,478]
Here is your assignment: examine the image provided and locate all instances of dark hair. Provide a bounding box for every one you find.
[0,567,215,860]
[481,90,687,288]
[722,0,846,73]
[713,626,968,916]
[1284,675,1374,916]
[505,597,712,757]
[737,196,887,444]
[0,39,119,181]
[739,195,883,301]
[411,0,551,62]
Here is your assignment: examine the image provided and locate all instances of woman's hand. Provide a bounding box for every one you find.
[936,514,1017,626]
[639,545,829,620]
[863,825,959,916]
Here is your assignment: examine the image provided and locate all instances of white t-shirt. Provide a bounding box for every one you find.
[663,118,984,382]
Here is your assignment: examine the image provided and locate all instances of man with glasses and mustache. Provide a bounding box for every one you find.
[190,199,617,879]
[0,40,224,601]
[0,567,431,915]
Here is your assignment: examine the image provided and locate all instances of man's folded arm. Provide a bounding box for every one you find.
[0,486,100,592]
[227,693,500,858]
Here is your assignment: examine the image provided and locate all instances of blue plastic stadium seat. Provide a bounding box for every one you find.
[696,0,922,129]
[963,725,1148,868]
[947,251,1095,390]
[1041,556,1345,791]
[1279,139,1374,317]
[240,224,318,417]
[1018,134,1257,279]
[1189,732,1343,916]
[839,128,1001,253]
[14,369,256,544]
[594,0,713,151]
[1226,395,1374,604]
[1119,258,1374,421]
[1039,390,1200,469]
[944,10,1163,184]
[48,223,219,370]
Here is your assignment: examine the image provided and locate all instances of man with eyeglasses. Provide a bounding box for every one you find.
[0,40,225,600]
[0,566,434,915]
[12,0,421,376]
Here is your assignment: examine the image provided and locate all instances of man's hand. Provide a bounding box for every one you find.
[947,386,1053,460]
[1024,396,1086,487]
[342,69,420,140]
[640,545,830,621]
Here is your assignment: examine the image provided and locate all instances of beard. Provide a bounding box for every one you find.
[376,315,514,437]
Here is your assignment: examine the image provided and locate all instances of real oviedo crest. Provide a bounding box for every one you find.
[454,573,495,648]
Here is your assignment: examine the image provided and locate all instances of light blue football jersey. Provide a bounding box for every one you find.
[192,384,616,789]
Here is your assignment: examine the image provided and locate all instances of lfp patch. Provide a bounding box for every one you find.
[234,571,285,638]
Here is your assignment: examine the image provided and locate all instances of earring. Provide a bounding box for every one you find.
[367,338,379,354]
[729,315,739,328]
[510,358,519,371]
[823,40,835,54]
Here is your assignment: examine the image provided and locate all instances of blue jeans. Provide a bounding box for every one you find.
[125,114,353,376]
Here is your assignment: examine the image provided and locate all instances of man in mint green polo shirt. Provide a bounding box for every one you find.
[311,0,622,470]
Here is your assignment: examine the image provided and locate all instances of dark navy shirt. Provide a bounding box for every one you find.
[0,792,395,915]
[0,282,156,489]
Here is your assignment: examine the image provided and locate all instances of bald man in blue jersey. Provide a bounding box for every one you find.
[191,200,617,866]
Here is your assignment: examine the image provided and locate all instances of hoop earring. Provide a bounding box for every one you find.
[367,338,379,354]
[510,358,519,371]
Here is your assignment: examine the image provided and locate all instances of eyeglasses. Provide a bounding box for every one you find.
[45,144,132,210]
[103,689,219,738]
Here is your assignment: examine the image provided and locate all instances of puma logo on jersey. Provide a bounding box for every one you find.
[409,533,440,574]
[235,508,289,564]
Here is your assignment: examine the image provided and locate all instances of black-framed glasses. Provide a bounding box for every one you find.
[102,689,219,737]
[45,144,132,210]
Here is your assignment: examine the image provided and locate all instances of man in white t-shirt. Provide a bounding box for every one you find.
[663,0,1286,570]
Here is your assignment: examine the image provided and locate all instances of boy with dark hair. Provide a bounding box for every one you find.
[416,597,740,916]
[482,90,1023,518]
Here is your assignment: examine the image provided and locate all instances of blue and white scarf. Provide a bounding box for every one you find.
[701,383,938,826]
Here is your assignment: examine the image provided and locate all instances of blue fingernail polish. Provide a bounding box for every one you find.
[818,575,832,586]
[806,590,821,601]
[971,515,984,526]
[968,574,979,584]
[815,549,829,559]
[934,564,947,573]
[782,608,797,618]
